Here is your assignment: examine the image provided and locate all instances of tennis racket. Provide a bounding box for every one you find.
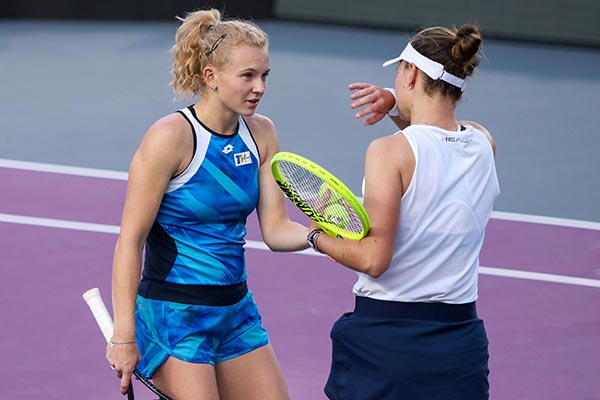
[271,151,370,240]
[82,288,172,400]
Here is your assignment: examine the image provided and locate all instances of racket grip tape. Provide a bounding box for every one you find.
[82,287,114,343]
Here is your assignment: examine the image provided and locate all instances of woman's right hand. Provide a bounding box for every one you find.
[106,341,141,395]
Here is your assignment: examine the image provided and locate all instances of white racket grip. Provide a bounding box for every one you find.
[82,288,114,343]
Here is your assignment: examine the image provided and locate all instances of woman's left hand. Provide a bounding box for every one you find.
[348,83,396,126]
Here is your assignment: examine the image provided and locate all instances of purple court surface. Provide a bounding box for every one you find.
[1,163,599,400]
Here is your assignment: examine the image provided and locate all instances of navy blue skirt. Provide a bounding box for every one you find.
[325,296,489,400]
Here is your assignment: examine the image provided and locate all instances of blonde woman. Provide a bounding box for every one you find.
[106,9,308,399]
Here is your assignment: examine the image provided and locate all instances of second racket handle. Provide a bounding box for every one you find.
[82,287,114,343]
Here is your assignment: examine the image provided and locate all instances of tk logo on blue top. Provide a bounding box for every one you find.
[234,151,253,166]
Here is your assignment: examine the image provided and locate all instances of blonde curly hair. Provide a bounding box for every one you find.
[171,9,269,99]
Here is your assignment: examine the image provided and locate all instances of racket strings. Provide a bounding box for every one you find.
[277,161,364,234]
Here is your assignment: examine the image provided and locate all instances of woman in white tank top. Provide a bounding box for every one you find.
[308,24,500,400]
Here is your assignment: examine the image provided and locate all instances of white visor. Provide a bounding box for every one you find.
[383,43,466,91]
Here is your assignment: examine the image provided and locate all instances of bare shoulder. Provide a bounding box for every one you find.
[145,112,190,144]
[244,113,276,138]
[364,131,414,200]
[366,132,414,181]
[460,120,496,155]
[135,112,193,175]
[243,113,278,163]
[368,131,412,159]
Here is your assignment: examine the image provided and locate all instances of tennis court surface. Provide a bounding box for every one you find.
[1,18,599,399]
[1,162,598,399]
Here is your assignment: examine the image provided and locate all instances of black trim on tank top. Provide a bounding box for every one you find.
[240,116,261,162]
[173,109,197,179]
[188,105,239,138]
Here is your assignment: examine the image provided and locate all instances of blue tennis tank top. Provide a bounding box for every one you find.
[142,106,260,286]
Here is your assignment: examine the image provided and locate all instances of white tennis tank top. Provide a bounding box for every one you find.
[353,124,500,304]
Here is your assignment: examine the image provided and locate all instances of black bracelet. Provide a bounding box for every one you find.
[307,228,325,253]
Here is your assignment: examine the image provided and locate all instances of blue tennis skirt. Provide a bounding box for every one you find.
[325,296,490,400]
[134,290,270,378]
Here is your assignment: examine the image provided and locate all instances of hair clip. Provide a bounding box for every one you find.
[209,34,227,55]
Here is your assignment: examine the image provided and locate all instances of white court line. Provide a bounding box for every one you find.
[1,157,599,231]
[490,211,600,231]
[478,266,600,288]
[0,158,128,180]
[0,213,120,234]
[1,212,599,289]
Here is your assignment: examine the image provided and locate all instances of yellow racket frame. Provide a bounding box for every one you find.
[271,151,370,240]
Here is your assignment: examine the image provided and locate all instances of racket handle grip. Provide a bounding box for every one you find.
[82,287,114,343]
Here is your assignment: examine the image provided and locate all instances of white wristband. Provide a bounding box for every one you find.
[383,87,398,116]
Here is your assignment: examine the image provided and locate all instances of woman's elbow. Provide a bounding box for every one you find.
[264,240,285,252]
[262,234,304,253]
[260,224,282,251]
[261,236,280,251]
[361,255,391,278]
